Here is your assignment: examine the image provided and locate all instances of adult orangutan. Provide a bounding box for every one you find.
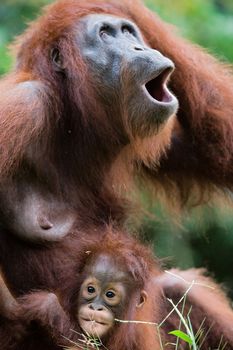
[0,0,178,292]
[0,7,178,243]
[0,230,232,349]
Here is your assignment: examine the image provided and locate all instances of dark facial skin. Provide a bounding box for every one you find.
[77,14,178,137]
[77,255,147,338]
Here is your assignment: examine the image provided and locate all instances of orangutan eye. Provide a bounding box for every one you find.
[121,25,136,37]
[99,25,112,38]
[106,290,115,298]
[87,286,96,294]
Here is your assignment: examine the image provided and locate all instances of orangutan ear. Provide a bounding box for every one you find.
[51,48,65,71]
[136,290,148,308]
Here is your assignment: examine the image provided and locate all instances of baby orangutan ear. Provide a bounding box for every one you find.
[136,290,148,308]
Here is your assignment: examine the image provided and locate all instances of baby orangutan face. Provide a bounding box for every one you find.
[77,254,147,338]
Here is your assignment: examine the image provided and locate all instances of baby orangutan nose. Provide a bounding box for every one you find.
[88,303,104,311]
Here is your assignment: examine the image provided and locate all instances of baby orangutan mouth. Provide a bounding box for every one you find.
[78,307,114,337]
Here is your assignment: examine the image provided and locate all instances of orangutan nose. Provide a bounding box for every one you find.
[134,45,144,51]
[89,303,104,311]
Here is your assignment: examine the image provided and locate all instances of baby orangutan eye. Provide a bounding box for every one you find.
[87,286,96,294]
[106,290,115,298]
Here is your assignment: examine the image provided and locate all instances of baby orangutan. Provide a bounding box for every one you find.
[0,230,233,350]
[77,254,148,339]
[0,231,159,350]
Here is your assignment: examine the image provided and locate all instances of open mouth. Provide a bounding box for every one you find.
[145,67,174,103]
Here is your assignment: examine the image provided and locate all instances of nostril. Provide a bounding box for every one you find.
[89,304,94,310]
[134,46,144,51]
[97,306,103,311]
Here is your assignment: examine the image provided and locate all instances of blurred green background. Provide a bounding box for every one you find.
[0,0,233,297]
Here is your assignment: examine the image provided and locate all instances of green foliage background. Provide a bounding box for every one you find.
[0,0,233,296]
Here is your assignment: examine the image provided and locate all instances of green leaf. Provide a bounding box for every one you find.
[169,330,193,345]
